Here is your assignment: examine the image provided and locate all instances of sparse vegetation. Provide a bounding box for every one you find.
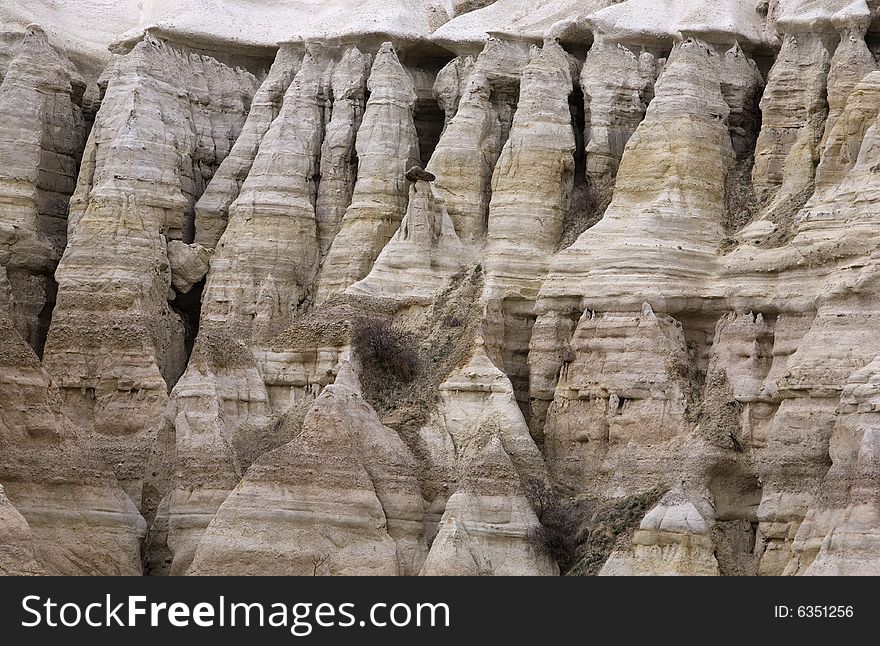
[525,479,664,575]
[352,318,420,382]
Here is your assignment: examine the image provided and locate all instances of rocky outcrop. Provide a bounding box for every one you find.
[0,25,85,354]
[427,39,528,244]
[601,488,720,576]
[421,436,557,576]
[542,39,734,307]
[315,47,370,257]
[0,280,145,575]
[10,0,880,578]
[750,31,831,209]
[483,39,576,301]
[201,45,330,340]
[187,363,425,575]
[41,35,256,506]
[316,43,420,302]
[581,39,657,186]
[0,484,43,575]
[346,175,471,304]
[194,44,302,250]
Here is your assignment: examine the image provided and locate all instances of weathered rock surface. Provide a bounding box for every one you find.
[0,25,85,354]
[8,0,880,578]
[40,34,257,508]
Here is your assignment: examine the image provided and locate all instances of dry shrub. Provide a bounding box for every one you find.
[352,318,420,383]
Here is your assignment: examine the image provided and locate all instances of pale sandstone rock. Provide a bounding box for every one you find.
[601,488,720,576]
[315,47,370,257]
[542,305,693,491]
[0,281,145,575]
[815,71,880,189]
[167,241,211,294]
[0,26,85,353]
[541,38,734,309]
[427,39,528,244]
[165,330,272,575]
[41,34,257,506]
[433,1,617,52]
[10,0,880,579]
[421,436,558,576]
[316,43,420,302]
[720,42,765,158]
[750,31,831,209]
[194,44,303,249]
[483,39,576,301]
[346,179,471,304]
[187,363,425,575]
[581,39,657,184]
[433,55,475,126]
[201,45,330,341]
[786,356,880,575]
[822,27,876,148]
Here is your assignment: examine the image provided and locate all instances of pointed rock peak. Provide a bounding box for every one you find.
[326,360,364,398]
[333,47,369,98]
[641,302,657,320]
[24,23,48,42]
[367,41,414,99]
[461,434,520,494]
[726,40,745,58]
[440,338,510,395]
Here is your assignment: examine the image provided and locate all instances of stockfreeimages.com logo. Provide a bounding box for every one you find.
[21,595,451,636]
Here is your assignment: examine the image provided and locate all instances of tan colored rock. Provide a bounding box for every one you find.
[165,330,272,575]
[187,363,425,575]
[601,488,719,576]
[427,39,527,244]
[0,25,85,353]
[42,34,257,505]
[194,44,302,249]
[316,42,420,302]
[719,41,764,158]
[822,27,876,147]
[433,55,474,125]
[346,178,471,304]
[581,38,657,184]
[421,436,557,576]
[201,45,330,341]
[541,38,734,309]
[542,304,693,491]
[0,280,145,575]
[483,39,576,301]
[816,71,880,190]
[167,240,211,293]
[786,356,880,575]
[751,31,831,208]
[316,47,370,257]
[0,484,43,576]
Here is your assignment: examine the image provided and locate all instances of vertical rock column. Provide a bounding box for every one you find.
[42,35,256,506]
[0,25,85,353]
[750,32,831,209]
[427,39,529,245]
[315,47,370,257]
[316,42,420,302]
[194,44,303,249]
[581,38,657,188]
[201,46,331,341]
[482,39,576,301]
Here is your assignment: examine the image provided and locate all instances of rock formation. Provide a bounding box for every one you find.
[6,0,880,578]
[316,43,420,301]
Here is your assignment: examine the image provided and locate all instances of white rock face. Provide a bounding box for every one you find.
[8,0,880,578]
[316,43,420,302]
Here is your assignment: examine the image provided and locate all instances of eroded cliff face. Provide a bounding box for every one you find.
[4,0,880,576]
